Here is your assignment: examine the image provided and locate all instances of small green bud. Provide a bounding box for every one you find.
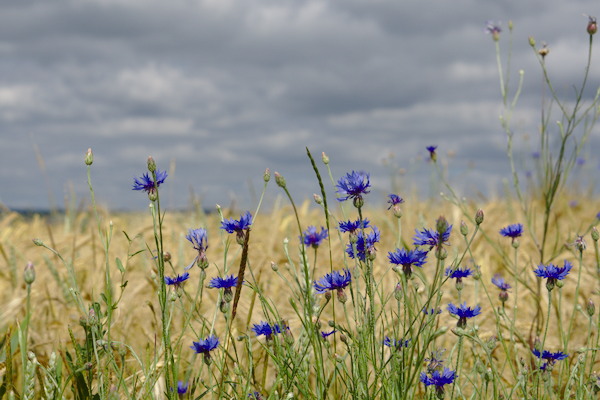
[556,280,564,289]
[353,196,364,209]
[587,299,596,317]
[220,300,230,314]
[328,320,335,328]
[274,171,286,188]
[324,291,332,301]
[460,221,468,236]
[148,191,158,202]
[147,156,156,172]
[592,227,599,242]
[436,216,449,235]
[24,262,35,285]
[475,209,484,225]
[528,36,536,47]
[223,287,234,303]
[263,168,271,183]
[85,148,94,165]
[322,152,329,164]
[336,288,348,303]
[511,239,520,249]
[313,193,323,204]
[271,261,278,272]
[546,280,555,292]
[32,238,44,246]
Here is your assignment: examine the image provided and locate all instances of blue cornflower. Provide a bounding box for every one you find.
[314,269,352,301]
[383,337,410,350]
[300,226,328,248]
[534,260,573,291]
[177,381,188,394]
[252,321,282,339]
[532,349,568,370]
[499,223,523,240]
[387,194,404,209]
[484,21,502,40]
[208,274,238,289]
[336,171,371,207]
[388,248,428,278]
[248,392,264,400]
[346,226,380,261]
[191,335,219,363]
[426,145,437,161]
[425,348,446,373]
[420,367,456,397]
[221,211,253,233]
[413,225,452,250]
[164,272,190,289]
[185,228,208,269]
[132,169,168,197]
[338,218,370,233]
[423,307,442,315]
[447,302,482,328]
[492,274,511,303]
[221,211,252,245]
[445,266,473,290]
[321,329,336,339]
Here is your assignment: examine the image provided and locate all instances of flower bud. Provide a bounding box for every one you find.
[588,16,598,35]
[353,196,364,209]
[32,238,44,246]
[274,171,286,188]
[529,36,536,47]
[147,156,156,172]
[263,168,271,183]
[475,209,484,225]
[85,148,94,165]
[24,262,35,285]
[556,280,565,289]
[460,221,468,236]
[436,216,449,236]
[511,239,520,249]
[587,298,595,317]
[575,235,586,253]
[313,193,323,204]
[220,300,230,314]
[336,288,347,303]
[271,261,278,272]
[322,152,329,165]
[324,291,332,302]
[538,45,549,58]
[223,287,234,303]
[394,282,402,301]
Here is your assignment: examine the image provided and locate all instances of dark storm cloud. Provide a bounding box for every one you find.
[0,0,598,210]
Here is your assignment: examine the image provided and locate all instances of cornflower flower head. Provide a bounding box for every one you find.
[485,21,502,41]
[208,274,238,303]
[534,260,573,291]
[532,349,568,371]
[420,367,456,398]
[185,228,208,269]
[413,225,452,251]
[346,226,380,261]
[164,272,190,290]
[221,211,252,245]
[248,392,264,400]
[338,218,370,234]
[426,145,438,161]
[300,226,328,248]
[314,269,352,303]
[383,337,410,350]
[491,274,511,303]
[190,335,219,364]
[445,266,473,291]
[425,348,446,373]
[447,302,481,328]
[252,321,282,340]
[387,194,404,217]
[336,170,371,208]
[132,169,167,200]
[388,248,428,278]
[177,381,188,395]
[499,223,523,247]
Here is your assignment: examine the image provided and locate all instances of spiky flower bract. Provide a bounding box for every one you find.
[420,367,456,397]
[252,321,282,339]
[447,302,481,328]
[221,211,253,233]
[300,226,328,248]
[388,248,428,278]
[346,226,380,261]
[132,169,168,195]
[336,170,371,207]
[164,272,190,289]
[534,260,573,291]
[314,269,352,293]
[499,223,523,239]
[185,228,208,269]
[208,275,238,289]
[338,218,370,233]
[413,225,452,250]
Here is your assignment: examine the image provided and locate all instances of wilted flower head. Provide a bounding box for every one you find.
[491,274,511,302]
[588,15,598,35]
[447,302,482,328]
[388,248,428,278]
[132,169,168,197]
[300,226,328,248]
[336,171,371,207]
[420,367,456,397]
[485,21,502,40]
[534,260,573,291]
[165,272,190,289]
[252,321,282,339]
[346,226,380,261]
[338,218,370,233]
[387,194,404,209]
[425,348,446,373]
[185,228,208,269]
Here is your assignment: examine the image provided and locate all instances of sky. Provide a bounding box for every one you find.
[1,0,599,212]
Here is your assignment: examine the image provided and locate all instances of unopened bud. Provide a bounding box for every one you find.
[436,216,449,235]
[353,196,364,209]
[592,227,599,242]
[313,193,323,204]
[575,235,586,252]
[336,289,347,303]
[148,191,158,202]
[220,300,230,314]
[529,36,536,47]
[223,287,234,303]
[85,148,94,165]
[587,298,595,317]
[147,156,156,172]
[394,282,402,301]
[32,238,44,246]
[322,152,329,165]
[556,280,565,289]
[24,262,35,284]
[460,221,468,236]
[264,168,271,183]
[271,261,278,272]
[274,171,286,188]
[588,16,598,35]
[324,291,332,301]
[538,45,549,58]
[475,209,484,225]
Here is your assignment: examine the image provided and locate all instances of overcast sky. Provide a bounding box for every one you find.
[1,0,599,212]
